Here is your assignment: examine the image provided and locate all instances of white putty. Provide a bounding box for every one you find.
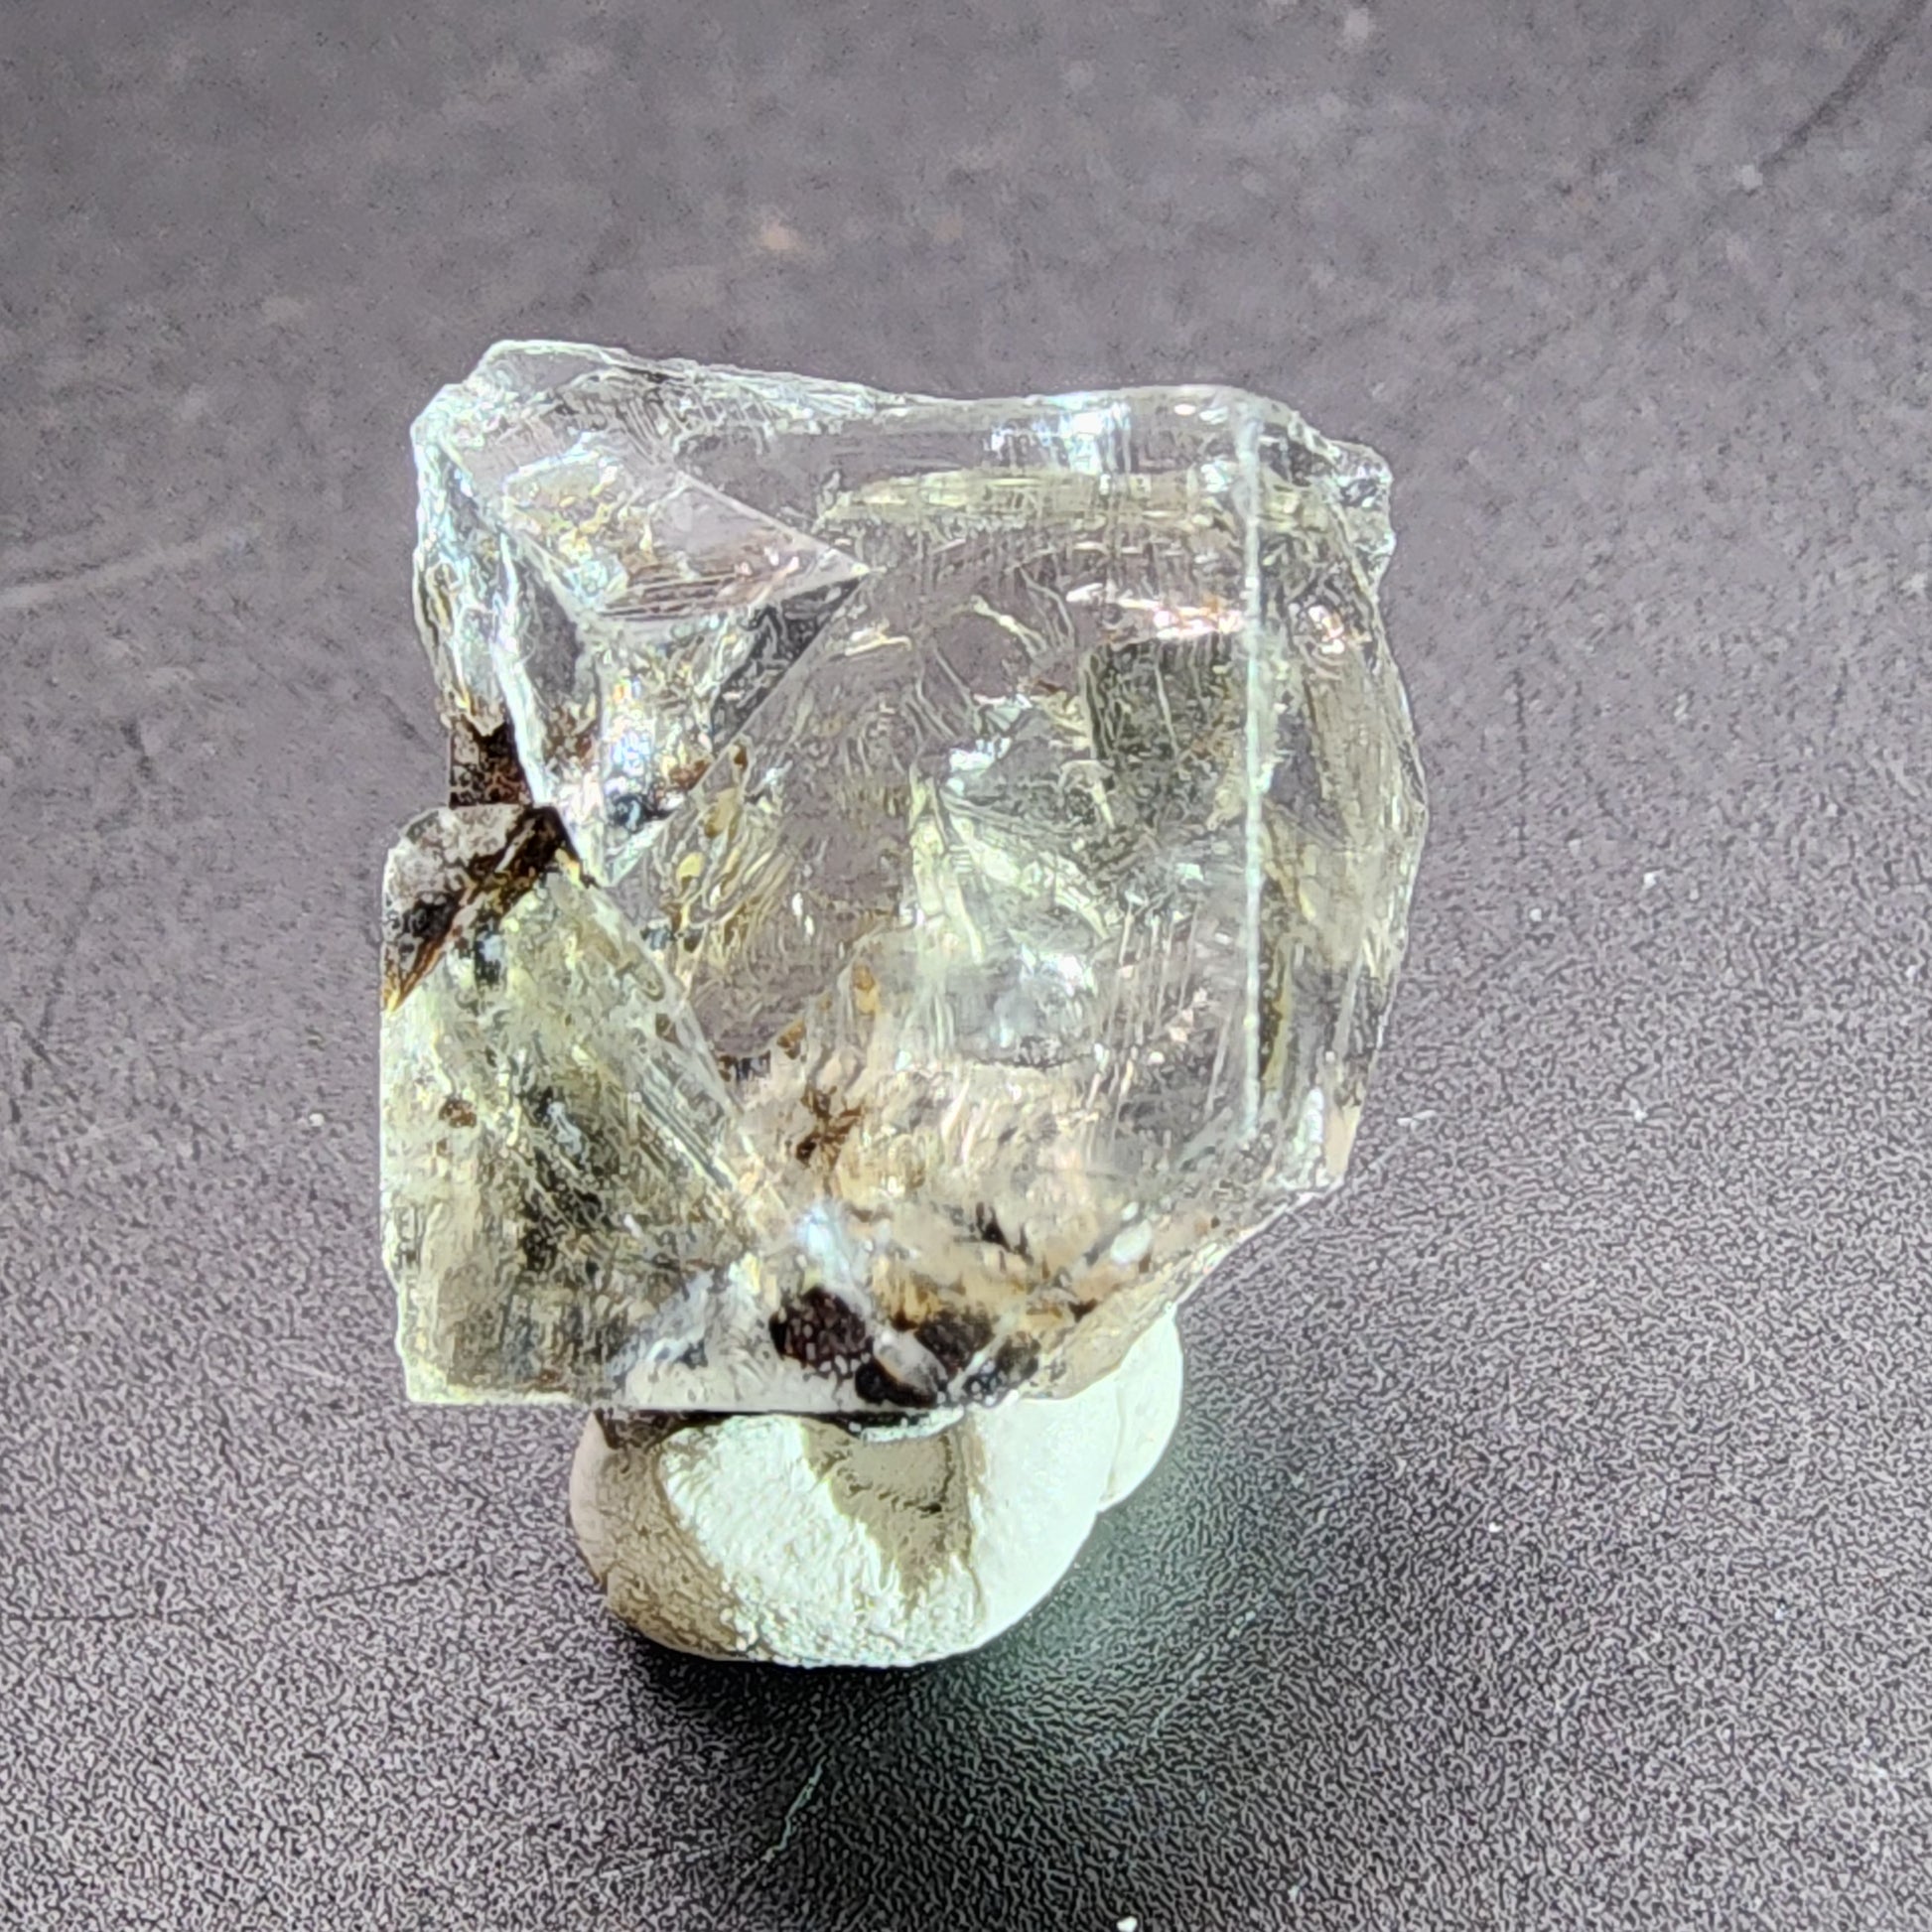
[571,1312,1183,1667]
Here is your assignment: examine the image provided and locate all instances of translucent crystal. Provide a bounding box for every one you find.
[383,344,1425,1412]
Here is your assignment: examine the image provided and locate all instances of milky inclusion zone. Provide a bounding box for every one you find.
[381,343,1426,1414]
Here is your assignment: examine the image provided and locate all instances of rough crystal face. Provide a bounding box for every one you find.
[383,343,1425,1412]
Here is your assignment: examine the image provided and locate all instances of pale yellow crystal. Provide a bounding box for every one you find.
[382,345,1425,1412]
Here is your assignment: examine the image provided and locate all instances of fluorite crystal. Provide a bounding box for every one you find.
[381,343,1425,1413]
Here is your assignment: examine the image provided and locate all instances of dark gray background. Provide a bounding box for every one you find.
[3,1,1928,1925]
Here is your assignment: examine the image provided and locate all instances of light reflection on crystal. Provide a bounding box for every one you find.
[383,345,1426,1413]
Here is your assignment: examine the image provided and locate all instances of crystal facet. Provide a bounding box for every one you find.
[382,343,1425,1412]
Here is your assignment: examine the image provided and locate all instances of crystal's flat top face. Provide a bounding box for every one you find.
[384,344,1425,1412]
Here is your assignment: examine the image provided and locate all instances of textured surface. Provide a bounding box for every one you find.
[387,350,1421,1410]
[2,0,1929,1926]
[570,1314,1184,1666]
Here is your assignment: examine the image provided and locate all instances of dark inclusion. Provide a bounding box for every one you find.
[908,1308,994,1377]
[770,1290,1039,1409]
[605,780,684,836]
[769,1287,872,1374]
[770,1287,936,1411]
[456,920,506,989]
[793,1087,864,1168]
[382,805,567,1009]
[970,1200,1029,1259]
[449,716,533,808]
[962,1336,1041,1404]
[386,891,461,1005]
[851,1359,932,1409]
